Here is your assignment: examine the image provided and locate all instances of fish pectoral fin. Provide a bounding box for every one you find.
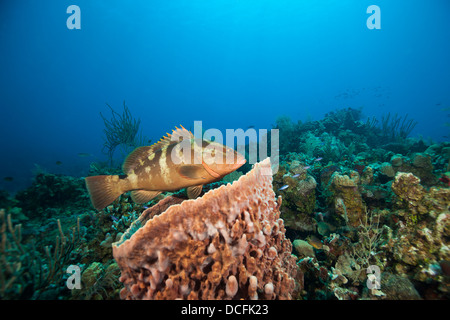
[178,165,206,180]
[130,190,161,204]
[187,185,203,199]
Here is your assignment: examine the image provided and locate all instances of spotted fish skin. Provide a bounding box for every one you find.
[121,142,209,191]
[85,126,246,210]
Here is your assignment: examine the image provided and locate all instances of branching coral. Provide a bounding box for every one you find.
[100,101,148,165]
[350,209,384,269]
[379,112,418,143]
[0,209,83,299]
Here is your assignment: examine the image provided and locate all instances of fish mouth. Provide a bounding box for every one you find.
[233,156,246,170]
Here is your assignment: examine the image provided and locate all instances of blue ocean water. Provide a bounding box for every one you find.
[1,0,449,193]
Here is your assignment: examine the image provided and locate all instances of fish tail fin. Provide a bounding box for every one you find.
[85,175,123,210]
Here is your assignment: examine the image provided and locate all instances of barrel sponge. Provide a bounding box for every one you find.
[112,158,299,300]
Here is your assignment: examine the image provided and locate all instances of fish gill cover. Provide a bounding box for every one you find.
[0,0,449,304]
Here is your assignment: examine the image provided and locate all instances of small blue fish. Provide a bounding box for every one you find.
[303,166,311,170]
[78,152,92,157]
[110,215,119,222]
[314,157,323,162]
[292,173,300,178]
[278,184,289,191]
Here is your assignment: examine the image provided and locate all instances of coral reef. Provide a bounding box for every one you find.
[273,160,317,232]
[113,158,300,300]
[15,173,90,219]
[293,240,315,259]
[0,209,83,299]
[364,272,421,300]
[1,107,449,300]
[270,109,449,300]
[71,261,121,300]
[389,172,450,276]
[327,171,366,227]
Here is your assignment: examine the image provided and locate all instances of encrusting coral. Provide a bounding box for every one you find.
[327,171,366,227]
[389,171,450,270]
[112,158,300,300]
[272,159,317,232]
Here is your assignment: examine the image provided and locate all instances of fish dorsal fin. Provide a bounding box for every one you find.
[170,125,194,142]
[122,126,193,174]
[147,125,194,154]
[122,146,152,173]
[155,125,193,147]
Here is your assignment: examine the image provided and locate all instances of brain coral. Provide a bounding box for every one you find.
[112,158,299,300]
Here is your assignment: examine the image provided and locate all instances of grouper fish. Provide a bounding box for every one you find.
[85,126,246,210]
